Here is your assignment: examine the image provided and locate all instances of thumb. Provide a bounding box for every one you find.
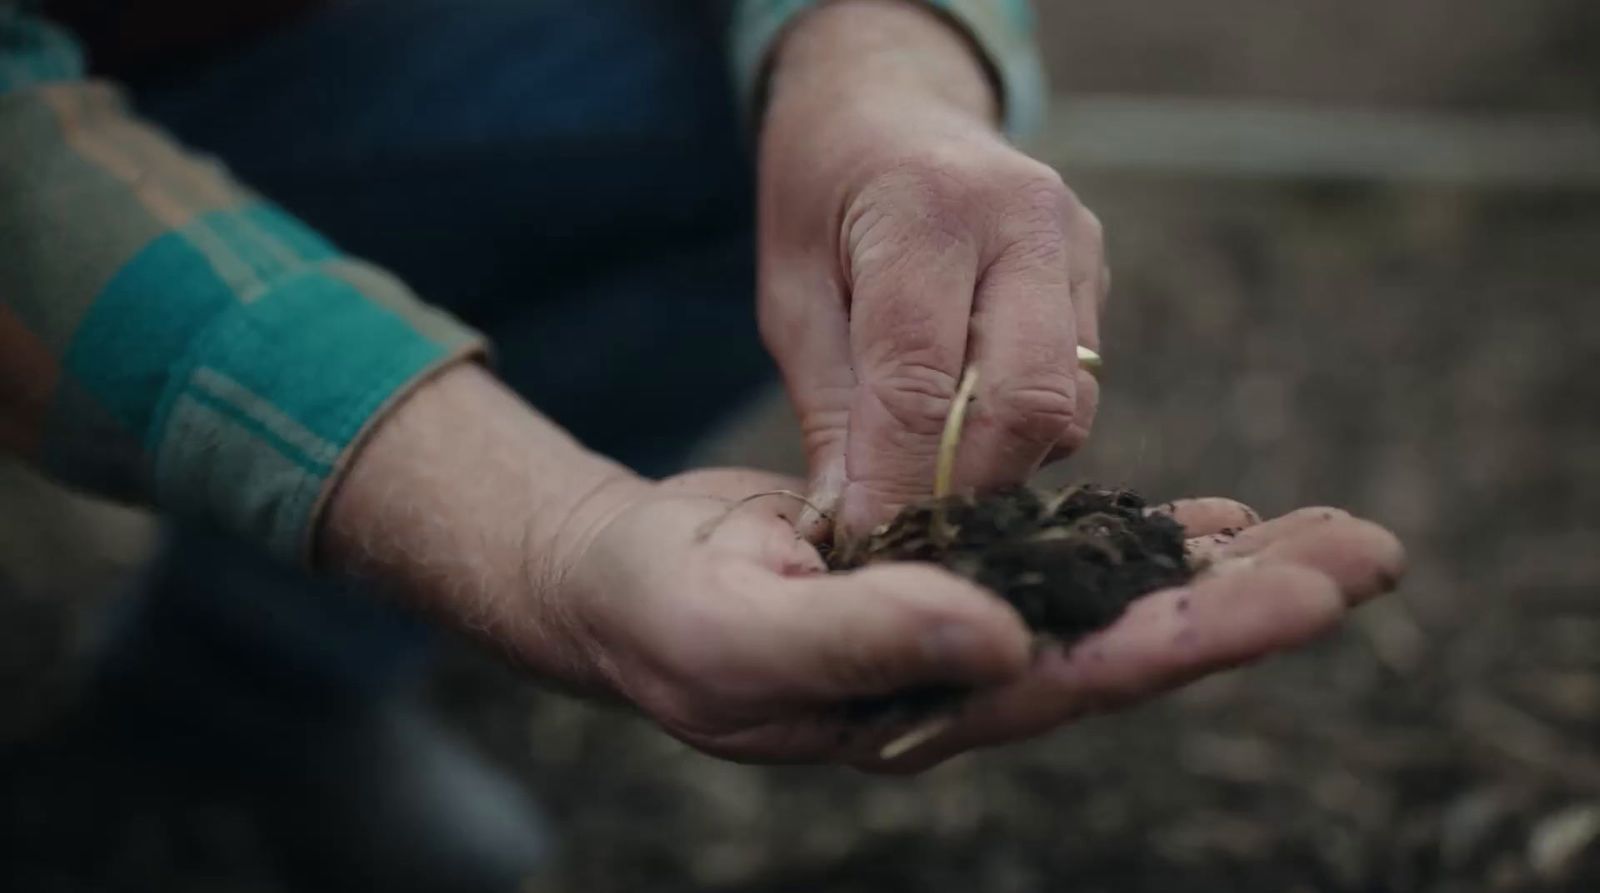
[767,563,1032,701]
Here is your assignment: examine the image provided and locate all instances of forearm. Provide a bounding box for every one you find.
[317,363,648,687]
[1,10,481,563]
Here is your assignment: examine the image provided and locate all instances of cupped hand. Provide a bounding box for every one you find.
[554,468,1033,763]
[554,469,1404,769]
[322,365,1403,770]
[863,499,1407,772]
[757,3,1107,536]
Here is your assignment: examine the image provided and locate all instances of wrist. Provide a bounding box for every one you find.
[317,362,648,683]
[765,0,999,128]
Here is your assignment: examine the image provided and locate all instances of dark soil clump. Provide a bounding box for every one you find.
[828,485,1192,640]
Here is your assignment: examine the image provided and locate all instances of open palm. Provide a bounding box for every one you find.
[557,469,1403,771]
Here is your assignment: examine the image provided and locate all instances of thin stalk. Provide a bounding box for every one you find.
[694,490,832,543]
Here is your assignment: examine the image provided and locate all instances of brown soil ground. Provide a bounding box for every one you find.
[494,177,1600,893]
[3,2,1598,891]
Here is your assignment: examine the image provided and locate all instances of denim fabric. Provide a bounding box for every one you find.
[113,0,771,700]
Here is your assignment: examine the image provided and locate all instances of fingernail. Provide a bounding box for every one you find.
[922,623,980,666]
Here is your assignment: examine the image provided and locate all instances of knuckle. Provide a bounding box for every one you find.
[898,155,970,208]
[1058,373,1100,452]
[997,163,1102,244]
[864,303,945,362]
[867,362,959,438]
[992,379,1078,445]
[993,166,1081,262]
[1076,207,1106,257]
[1011,160,1075,206]
[850,154,975,243]
[1004,162,1071,218]
[1017,164,1069,201]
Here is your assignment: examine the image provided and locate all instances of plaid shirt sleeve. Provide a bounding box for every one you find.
[728,0,1046,139]
[0,5,486,565]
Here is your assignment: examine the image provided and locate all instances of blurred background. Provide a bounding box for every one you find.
[3,0,1599,890]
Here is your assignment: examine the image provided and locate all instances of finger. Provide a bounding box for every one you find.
[1059,204,1107,454]
[1070,207,1105,352]
[836,204,981,535]
[872,563,1345,770]
[1217,517,1405,604]
[1149,497,1262,538]
[1058,366,1100,458]
[1041,372,1100,467]
[756,248,857,538]
[953,173,1080,491]
[1040,208,1107,466]
[1185,505,1352,563]
[749,562,1033,701]
[1068,564,1345,702]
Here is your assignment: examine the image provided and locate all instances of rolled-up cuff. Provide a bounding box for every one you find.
[146,259,485,565]
[0,10,84,93]
[730,0,1047,139]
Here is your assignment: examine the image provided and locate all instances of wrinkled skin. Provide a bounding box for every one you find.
[757,5,1107,537]
[560,470,1404,772]
[323,3,1409,774]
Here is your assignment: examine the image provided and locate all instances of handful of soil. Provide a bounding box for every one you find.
[827,484,1193,641]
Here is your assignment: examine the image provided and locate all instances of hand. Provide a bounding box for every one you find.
[757,1,1107,535]
[870,499,1406,772]
[553,468,1032,761]
[555,473,1404,769]
[318,365,1031,745]
[321,365,1402,770]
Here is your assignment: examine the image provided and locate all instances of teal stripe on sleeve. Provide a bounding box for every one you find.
[61,201,345,440]
[154,271,447,452]
[237,201,339,261]
[0,9,85,94]
[152,268,471,561]
[183,368,340,474]
[61,225,237,436]
[59,191,484,561]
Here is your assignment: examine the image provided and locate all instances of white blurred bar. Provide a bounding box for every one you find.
[1040,95,1600,188]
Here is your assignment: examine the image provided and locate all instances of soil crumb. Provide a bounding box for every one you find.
[828,485,1192,640]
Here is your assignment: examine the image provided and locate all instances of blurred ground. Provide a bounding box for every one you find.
[543,179,1600,893]
[3,1,1599,891]
[1039,0,1600,112]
